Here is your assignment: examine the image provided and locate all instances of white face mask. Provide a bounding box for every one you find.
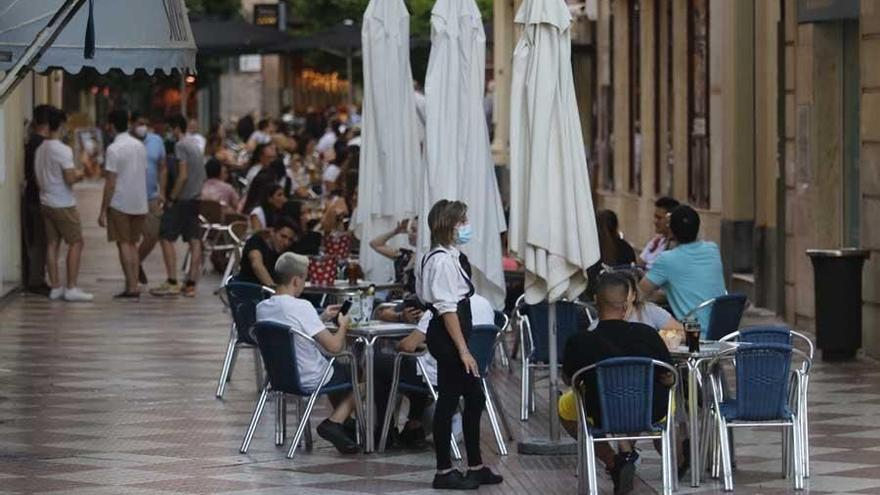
[134,125,148,138]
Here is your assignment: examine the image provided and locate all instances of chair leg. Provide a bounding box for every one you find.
[801,376,811,478]
[253,348,264,393]
[782,423,791,479]
[717,418,734,492]
[669,415,679,492]
[240,383,270,453]
[215,331,237,398]
[378,384,401,453]
[576,418,586,495]
[661,428,672,495]
[227,347,239,382]
[275,392,285,446]
[482,379,508,456]
[487,379,515,441]
[529,369,536,413]
[584,432,599,495]
[287,389,323,460]
[792,417,805,490]
[520,357,529,421]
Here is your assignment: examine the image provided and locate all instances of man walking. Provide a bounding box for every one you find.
[131,111,166,285]
[23,104,54,295]
[35,108,93,302]
[99,109,148,299]
[150,114,206,298]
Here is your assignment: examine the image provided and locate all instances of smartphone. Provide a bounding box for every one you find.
[336,299,353,325]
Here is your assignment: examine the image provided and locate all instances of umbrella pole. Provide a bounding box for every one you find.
[516,301,576,455]
[548,302,560,441]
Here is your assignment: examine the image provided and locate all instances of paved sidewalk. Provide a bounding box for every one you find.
[2,184,880,494]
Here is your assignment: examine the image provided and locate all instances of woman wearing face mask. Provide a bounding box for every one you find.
[415,200,502,490]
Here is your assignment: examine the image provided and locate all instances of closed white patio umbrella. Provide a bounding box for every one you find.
[508,0,600,447]
[353,0,423,283]
[421,0,507,309]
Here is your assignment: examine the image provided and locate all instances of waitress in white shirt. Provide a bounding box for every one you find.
[416,200,502,490]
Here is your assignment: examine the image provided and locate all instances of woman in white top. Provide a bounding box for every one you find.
[415,200,502,490]
[249,184,286,232]
[623,271,683,332]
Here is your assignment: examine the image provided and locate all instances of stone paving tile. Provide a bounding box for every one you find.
[3,185,880,494]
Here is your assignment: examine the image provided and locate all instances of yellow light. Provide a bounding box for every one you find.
[185,75,196,84]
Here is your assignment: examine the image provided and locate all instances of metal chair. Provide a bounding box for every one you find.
[572,358,679,495]
[377,348,462,460]
[239,321,365,460]
[493,310,512,371]
[469,324,514,455]
[683,293,748,341]
[721,326,814,478]
[215,279,273,398]
[706,343,810,491]
[516,298,585,420]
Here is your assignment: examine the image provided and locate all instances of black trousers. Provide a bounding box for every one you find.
[427,300,484,471]
[22,200,47,288]
[374,354,430,432]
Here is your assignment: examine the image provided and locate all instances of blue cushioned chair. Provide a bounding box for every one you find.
[216,279,274,398]
[721,326,815,478]
[707,343,810,491]
[376,348,462,460]
[469,324,514,455]
[517,298,586,420]
[683,293,748,341]
[572,357,679,495]
[239,321,364,461]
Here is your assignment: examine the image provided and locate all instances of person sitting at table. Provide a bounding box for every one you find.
[255,252,360,454]
[620,271,683,333]
[236,216,297,286]
[282,200,322,256]
[248,183,287,233]
[638,196,680,269]
[585,209,637,300]
[559,272,681,495]
[638,204,726,333]
[374,293,495,450]
[369,218,418,293]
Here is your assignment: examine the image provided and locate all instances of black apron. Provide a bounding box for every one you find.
[420,250,475,360]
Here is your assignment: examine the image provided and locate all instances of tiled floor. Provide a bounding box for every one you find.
[2,183,880,494]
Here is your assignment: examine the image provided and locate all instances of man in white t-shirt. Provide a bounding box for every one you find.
[99,109,149,299]
[638,196,680,270]
[374,294,496,448]
[255,253,360,455]
[34,108,93,302]
[186,118,206,154]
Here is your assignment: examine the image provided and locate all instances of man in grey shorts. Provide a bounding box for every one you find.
[149,114,206,298]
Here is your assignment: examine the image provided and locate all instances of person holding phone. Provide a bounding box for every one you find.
[415,200,502,490]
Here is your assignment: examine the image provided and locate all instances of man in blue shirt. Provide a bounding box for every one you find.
[639,204,726,333]
[131,112,166,285]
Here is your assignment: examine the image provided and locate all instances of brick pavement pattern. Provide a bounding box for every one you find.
[2,184,880,494]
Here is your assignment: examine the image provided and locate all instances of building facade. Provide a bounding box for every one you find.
[587,0,880,357]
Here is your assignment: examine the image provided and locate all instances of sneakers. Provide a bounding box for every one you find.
[63,287,94,302]
[611,451,638,495]
[181,282,197,298]
[113,291,140,300]
[150,280,181,297]
[465,467,503,485]
[316,419,359,454]
[432,470,479,490]
[48,287,65,300]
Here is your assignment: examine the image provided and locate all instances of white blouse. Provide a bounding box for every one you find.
[415,246,472,315]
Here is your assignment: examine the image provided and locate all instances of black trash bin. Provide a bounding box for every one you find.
[806,249,871,361]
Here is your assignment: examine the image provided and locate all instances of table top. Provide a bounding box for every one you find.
[303,281,404,295]
[345,321,418,338]
[670,341,738,360]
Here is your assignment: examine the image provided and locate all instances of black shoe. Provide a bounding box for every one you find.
[138,266,148,285]
[678,439,691,480]
[611,452,637,495]
[432,470,479,490]
[399,425,427,449]
[113,291,141,300]
[317,419,359,454]
[342,417,357,441]
[466,467,503,485]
